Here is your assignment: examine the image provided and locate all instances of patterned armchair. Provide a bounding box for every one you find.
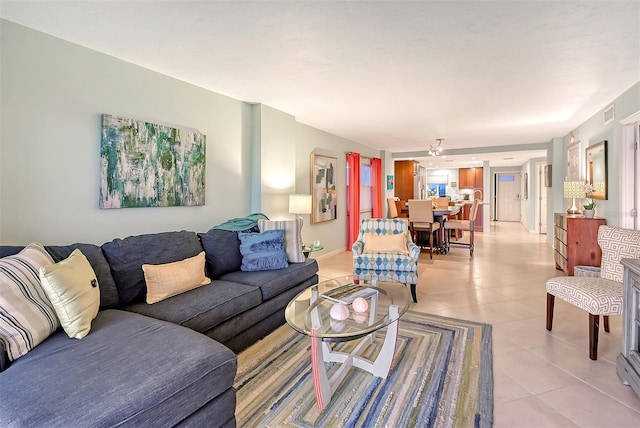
[546,225,640,360]
[352,218,420,302]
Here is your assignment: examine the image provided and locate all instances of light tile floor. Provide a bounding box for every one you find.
[315,221,640,427]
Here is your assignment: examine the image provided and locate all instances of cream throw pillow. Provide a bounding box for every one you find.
[143,252,211,304]
[38,249,100,340]
[363,232,409,254]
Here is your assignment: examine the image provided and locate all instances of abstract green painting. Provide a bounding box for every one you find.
[100,114,206,208]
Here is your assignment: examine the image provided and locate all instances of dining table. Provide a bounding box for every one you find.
[433,205,461,253]
[403,201,462,254]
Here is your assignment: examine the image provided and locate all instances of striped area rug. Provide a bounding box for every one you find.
[235,311,493,427]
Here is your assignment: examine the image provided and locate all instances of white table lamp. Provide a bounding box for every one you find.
[563,181,585,215]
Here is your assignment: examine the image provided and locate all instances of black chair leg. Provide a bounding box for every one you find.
[410,284,417,303]
[546,293,554,331]
[589,313,599,360]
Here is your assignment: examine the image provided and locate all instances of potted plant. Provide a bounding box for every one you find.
[583,183,597,218]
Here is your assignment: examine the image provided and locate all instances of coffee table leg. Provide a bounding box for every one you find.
[310,334,331,410]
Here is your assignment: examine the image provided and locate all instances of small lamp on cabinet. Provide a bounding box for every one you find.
[563,181,584,215]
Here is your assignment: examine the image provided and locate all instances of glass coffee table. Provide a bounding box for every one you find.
[284,275,410,410]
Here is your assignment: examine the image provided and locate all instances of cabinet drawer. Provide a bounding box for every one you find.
[554,250,567,272]
[554,238,567,258]
[554,213,567,229]
[554,225,567,244]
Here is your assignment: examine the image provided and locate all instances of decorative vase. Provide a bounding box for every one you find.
[584,209,595,218]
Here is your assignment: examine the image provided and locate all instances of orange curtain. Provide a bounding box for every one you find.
[346,152,361,249]
[371,158,383,218]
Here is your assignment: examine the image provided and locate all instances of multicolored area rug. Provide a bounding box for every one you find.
[235,311,493,427]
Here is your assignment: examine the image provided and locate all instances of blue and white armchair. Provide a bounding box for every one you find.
[352,218,420,302]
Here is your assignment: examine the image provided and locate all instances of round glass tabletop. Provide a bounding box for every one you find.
[284,275,410,342]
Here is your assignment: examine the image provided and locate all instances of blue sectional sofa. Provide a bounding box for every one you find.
[0,228,319,427]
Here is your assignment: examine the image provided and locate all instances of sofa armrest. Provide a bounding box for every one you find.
[352,240,365,256]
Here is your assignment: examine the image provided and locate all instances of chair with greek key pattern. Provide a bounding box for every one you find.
[546,225,640,360]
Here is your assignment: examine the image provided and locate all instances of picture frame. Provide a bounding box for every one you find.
[585,140,608,200]
[386,175,394,190]
[566,142,581,181]
[310,154,337,223]
[523,172,528,200]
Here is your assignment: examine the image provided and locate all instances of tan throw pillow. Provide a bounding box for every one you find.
[143,252,211,304]
[38,249,100,340]
[363,232,409,254]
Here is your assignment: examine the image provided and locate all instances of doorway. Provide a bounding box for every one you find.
[620,113,640,229]
[495,172,522,221]
[535,162,548,234]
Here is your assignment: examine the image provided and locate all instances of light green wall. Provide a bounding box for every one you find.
[294,124,380,254]
[1,20,250,245]
[0,20,383,254]
[559,82,640,227]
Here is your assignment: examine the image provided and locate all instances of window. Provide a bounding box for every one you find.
[428,183,446,197]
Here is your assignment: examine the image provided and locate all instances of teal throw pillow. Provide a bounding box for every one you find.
[238,229,288,272]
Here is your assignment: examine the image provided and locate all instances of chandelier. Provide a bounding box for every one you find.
[428,138,444,156]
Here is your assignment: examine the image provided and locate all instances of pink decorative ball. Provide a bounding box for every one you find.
[330,303,350,320]
[352,297,369,313]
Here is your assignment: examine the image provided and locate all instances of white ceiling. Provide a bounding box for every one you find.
[1,1,638,168]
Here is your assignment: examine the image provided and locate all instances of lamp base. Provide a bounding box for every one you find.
[567,198,581,215]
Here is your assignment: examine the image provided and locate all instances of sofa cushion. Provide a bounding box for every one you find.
[125,280,262,333]
[198,229,243,278]
[0,243,59,361]
[0,244,119,309]
[102,231,204,306]
[238,230,289,272]
[0,309,237,427]
[143,252,211,304]
[46,244,119,309]
[38,249,100,339]
[220,258,319,300]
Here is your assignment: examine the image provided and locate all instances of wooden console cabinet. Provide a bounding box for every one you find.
[553,213,606,275]
[618,258,640,399]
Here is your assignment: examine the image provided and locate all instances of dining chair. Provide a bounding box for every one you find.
[443,199,479,257]
[545,225,640,360]
[387,198,398,218]
[435,197,450,209]
[408,199,441,259]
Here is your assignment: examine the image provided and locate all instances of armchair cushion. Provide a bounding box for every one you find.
[363,232,409,254]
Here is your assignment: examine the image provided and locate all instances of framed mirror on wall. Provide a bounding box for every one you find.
[585,140,608,200]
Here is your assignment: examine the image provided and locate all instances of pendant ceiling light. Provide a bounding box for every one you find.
[428,138,444,156]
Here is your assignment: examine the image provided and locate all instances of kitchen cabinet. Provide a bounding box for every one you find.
[394,160,419,201]
[458,167,483,231]
[459,167,483,190]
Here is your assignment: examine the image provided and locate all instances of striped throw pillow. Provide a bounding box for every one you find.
[0,243,59,361]
[258,218,304,263]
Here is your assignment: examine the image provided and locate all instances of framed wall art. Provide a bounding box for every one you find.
[585,140,608,200]
[100,114,206,208]
[310,153,337,223]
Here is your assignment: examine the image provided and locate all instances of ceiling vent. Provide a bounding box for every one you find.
[604,104,615,125]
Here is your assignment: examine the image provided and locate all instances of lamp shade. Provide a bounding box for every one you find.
[563,181,585,199]
[289,194,312,215]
